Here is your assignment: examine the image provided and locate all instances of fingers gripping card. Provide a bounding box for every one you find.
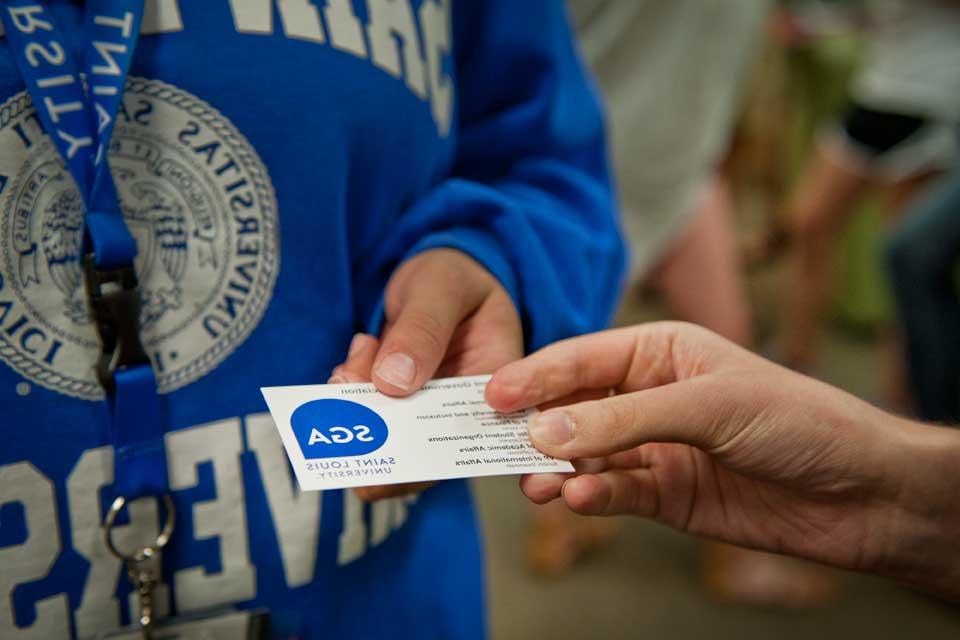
[260,375,574,491]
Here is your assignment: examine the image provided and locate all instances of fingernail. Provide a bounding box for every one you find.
[529,411,573,445]
[375,353,417,390]
[348,334,368,357]
[328,375,346,384]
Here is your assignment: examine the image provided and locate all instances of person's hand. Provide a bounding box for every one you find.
[486,322,960,597]
[332,248,523,501]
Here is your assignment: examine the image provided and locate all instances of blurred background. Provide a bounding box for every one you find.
[473,0,960,637]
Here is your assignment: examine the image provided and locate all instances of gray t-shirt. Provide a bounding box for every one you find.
[571,0,769,274]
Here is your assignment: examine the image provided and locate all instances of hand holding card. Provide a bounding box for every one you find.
[260,375,574,492]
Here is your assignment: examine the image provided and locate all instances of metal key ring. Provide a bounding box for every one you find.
[103,494,176,560]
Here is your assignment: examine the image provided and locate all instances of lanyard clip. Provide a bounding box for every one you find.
[84,254,150,395]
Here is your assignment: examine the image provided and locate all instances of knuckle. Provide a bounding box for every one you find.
[396,309,449,355]
[605,397,639,440]
[604,396,632,428]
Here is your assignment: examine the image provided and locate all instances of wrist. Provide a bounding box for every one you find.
[882,419,960,600]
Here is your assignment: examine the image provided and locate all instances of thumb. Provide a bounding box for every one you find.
[372,251,491,395]
[526,377,741,459]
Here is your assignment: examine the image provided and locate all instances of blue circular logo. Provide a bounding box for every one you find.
[290,399,389,459]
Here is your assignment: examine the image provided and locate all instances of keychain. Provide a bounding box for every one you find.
[104,495,176,640]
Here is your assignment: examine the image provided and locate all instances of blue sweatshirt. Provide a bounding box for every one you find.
[0,1,625,638]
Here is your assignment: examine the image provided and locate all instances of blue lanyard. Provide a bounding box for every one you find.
[2,0,169,500]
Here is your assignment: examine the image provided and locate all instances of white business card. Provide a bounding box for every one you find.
[260,375,575,491]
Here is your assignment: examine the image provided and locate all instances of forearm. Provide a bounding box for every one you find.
[881,419,960,600]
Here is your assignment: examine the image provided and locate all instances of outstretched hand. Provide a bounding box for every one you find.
[485,322,960,597]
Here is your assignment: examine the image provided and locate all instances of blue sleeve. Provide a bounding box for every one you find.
[363,1,626,348]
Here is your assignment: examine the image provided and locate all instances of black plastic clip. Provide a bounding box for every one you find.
[84,254,149,395]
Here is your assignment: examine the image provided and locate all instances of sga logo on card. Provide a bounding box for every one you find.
[290,399,389,459]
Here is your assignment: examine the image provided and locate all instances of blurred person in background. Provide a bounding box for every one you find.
[486,322,960,604]
[526,0,838,607]
[887,165,960,423]
[761,0,960,376]
[572,0,760,347]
